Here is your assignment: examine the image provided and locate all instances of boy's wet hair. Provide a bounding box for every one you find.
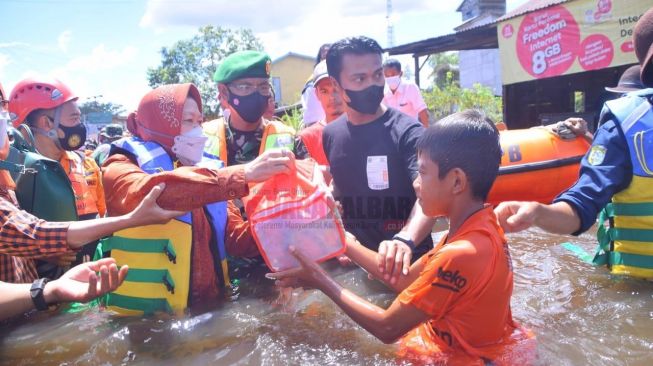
[417,109,501,201]
[326,36,383,83]
[383,58,402,72]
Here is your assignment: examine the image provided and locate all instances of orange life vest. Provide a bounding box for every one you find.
[59,151,105,217]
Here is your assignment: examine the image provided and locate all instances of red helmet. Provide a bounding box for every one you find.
[8,78,77,127]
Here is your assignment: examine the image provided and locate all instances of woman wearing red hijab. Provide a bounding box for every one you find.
[101,83,294,315]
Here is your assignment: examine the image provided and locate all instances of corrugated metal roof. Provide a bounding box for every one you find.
[455,13,497,32]
[386,0,575,56]
[385,24,498,56]
[497,0,571,22]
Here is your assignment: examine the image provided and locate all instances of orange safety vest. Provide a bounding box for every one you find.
[59,151,106,217]
[203,117,296,164]
[298,120,328,166]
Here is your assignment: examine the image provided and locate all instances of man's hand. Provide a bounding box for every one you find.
[563,118,589,137]
[377,239,411,285]
[548,118,590,140]
[130,184,186,226]
[43,258,128,304]
[494,201,540,232]
[244,149,295,183]
[266,246,330,289]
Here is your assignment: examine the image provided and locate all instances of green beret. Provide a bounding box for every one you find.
[213,50,272,83]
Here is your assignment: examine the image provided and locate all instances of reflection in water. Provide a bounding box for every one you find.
[2,225,653,365]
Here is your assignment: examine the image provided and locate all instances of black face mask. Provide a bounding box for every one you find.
[228,91,270,124]
[58,123,87,151]
[344,85,384,114]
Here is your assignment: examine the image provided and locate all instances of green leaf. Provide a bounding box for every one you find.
[146,25,264,119]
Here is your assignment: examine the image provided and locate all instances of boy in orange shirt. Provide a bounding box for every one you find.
[270,110,533,364]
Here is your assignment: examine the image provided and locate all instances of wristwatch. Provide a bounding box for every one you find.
[392,233,416,251]
[30,278,50,311]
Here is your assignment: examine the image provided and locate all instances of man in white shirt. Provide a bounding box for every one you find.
[382,59,429,127]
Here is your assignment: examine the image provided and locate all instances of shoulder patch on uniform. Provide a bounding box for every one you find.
[588,145,607,165]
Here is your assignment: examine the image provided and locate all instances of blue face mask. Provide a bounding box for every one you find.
[344,85,384,114]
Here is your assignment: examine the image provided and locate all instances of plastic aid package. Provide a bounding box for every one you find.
[245,161,346,272]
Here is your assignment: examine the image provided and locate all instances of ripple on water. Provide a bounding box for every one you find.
[3,226,653,365]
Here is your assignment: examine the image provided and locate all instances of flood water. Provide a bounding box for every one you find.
[2,225,653,365]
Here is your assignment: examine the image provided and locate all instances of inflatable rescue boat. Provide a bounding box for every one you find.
[487,127,591,206]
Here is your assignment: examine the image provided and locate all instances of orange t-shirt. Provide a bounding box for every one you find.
[398,206,533,364]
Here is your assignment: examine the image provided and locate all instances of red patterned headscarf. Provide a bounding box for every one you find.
[126,83,202,153]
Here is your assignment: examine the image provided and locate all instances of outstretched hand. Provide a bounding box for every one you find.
[266,246,330,289]
[44,258,128,304]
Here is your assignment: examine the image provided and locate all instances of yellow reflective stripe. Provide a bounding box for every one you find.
[106,306,144,317]
[613,216,653,229]
[613,240,653,256]
[611,265,653,279]
[613,176,653,203]
[113,282,182,313]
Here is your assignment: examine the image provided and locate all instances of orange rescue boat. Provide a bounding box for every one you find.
[487,127,590,206]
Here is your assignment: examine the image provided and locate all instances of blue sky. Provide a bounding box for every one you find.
[1,0,529,112]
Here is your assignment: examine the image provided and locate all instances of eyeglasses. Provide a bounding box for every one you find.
[227,82,273,96]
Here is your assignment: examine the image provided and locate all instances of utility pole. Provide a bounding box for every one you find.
[386,0,395,48]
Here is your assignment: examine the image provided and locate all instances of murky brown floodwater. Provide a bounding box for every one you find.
[2,225,653,365]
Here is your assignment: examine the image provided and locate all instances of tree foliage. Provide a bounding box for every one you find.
[428,52,460,89]
[79,100,125,116]
[147,26,264,118]
[423,72,502,123]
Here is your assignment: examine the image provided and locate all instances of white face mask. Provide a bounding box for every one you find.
[171,126,208,166]
[0,111,10,150]
[386,76,401,90]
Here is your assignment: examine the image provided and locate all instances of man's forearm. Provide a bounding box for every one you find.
[345,238,389,283]
[0,282,34,321]
[345,237,418,292]
[400,201,437,245]
[535,201,582,234]
[66,214,136,248]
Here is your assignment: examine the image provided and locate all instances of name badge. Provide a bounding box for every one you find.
[366,155,389,190]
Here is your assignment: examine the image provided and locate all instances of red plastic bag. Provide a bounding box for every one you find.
[245,162,346,272]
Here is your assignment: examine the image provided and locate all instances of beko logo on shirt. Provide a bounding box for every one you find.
[432,267,467,292]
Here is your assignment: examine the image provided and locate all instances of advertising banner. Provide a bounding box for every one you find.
[498,0,649,85]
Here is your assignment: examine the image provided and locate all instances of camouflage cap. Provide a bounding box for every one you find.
[213,50,272,83]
